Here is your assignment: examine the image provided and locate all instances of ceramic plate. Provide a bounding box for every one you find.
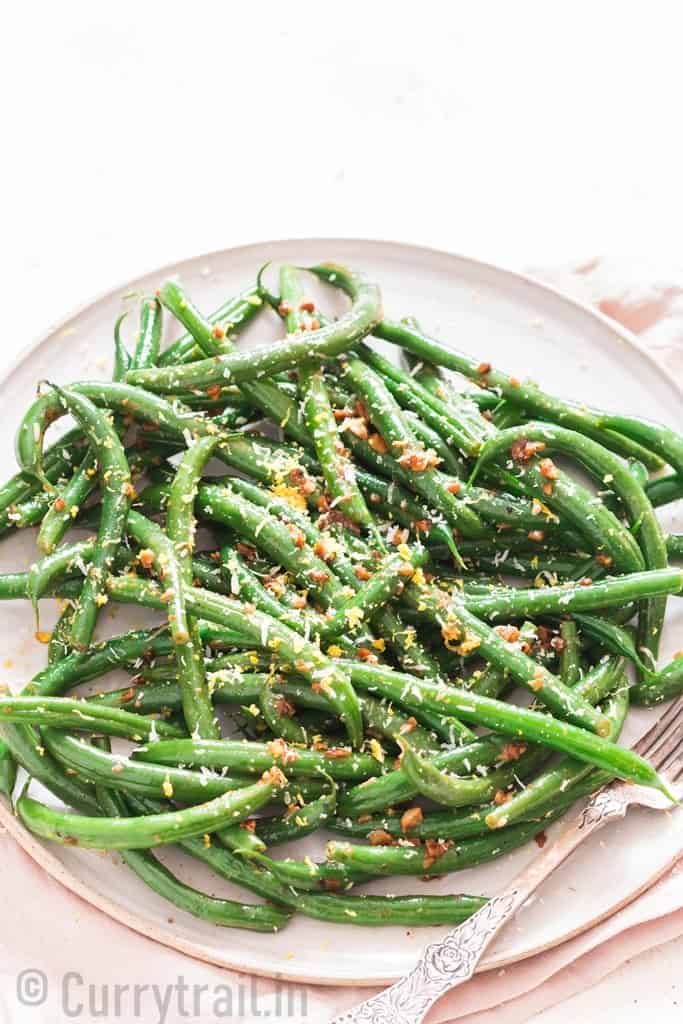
[0,239,681,986]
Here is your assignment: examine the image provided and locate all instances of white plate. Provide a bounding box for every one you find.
[0,239,681,987]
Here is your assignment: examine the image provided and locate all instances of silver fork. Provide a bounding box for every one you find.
[331,695,683,1024]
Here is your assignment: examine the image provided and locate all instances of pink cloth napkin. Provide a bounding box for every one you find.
[1,258,681,1024]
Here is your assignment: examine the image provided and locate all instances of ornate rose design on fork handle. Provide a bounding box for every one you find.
[331,784,634,1024]
[329,891,519,1024]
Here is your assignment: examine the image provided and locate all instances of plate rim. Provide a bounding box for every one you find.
[1,236,681,987]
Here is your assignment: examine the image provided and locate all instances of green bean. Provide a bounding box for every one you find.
[632,654,683,706]
[166,435,221,739]
[0,722,100,813]
[113,313,132,381]
[375,319,663,469]
[0,739,17,797]
[97,788,288,931]
[17,771,281,850]
[37,449,99,554]
[26,628,175,697]
[274,265,371,526]
[154,484,378,656]
[160,275,309,450]
[300,364,374,528]
[257,681,308,745]
[573,612,655,680]
[331,779,601,843]
[668,534,683,561]
[354,467,456,550]
[0,485,65,536]
[491,401,526,430]
[468,664,509,699]
[346,430,576,546]
[43,728,262,802]
[326,809,569,878]
[133,738,384,783]
[472,423,668,659]
[93,674,263,714]
[105,672,438,754]
[180,832,487,925]
[457,550,597,583]
[570,653,625,706]
[598,413,683,476]
[94,728,266,862]
[160,473,451,686]
[404,341,495,449]
[0,695,183,741]
[240,378,312,447]
[485,683,629,830]
[559,619,581,686]
[328,803,509,842]
[402,585,608,732]
[51,387,132,650]
[26,540,95,609]
[255,786,337,847]
[356,693,438,754]
[125,511,194,650]
[163,789,488,920]
[337,738,545,818]
[0,428,82,521]
[157,281,235,358]
[340,660,671,793]
[318,554,407,641]
[125,264,382,390]
[359,342,480,457]
[458,569,682,622]
[329,378,467,478]
[207,472,321,543]
[252,855,374,891]
[104,574,364,749]
[143,480,342,609]
[219,548,321,636]
[130,296,163,370]
[344,357,483,542]
[15,382,211,482]
[398,738,487,807]
[187,553,232,596]
[159,286,263,366]
[647,473,683,509]
[403,410,467,476]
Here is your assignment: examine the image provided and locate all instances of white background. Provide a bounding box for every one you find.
[2,1,683,1018]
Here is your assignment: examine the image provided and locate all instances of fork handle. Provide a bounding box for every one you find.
[330,788,629,1024]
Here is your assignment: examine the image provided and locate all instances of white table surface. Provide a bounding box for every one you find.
[3,2,683,1019]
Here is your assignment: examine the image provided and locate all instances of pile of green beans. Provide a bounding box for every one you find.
[0,259,681,934]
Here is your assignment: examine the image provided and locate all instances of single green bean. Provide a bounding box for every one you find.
[159,286,263,365]
[133,738,384,782]
[131,296,163,369]
[166,434,222,739]
[17,772,281,849]
[632,654,683,706]
[0,695,183,741]
[559,619,581,686]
